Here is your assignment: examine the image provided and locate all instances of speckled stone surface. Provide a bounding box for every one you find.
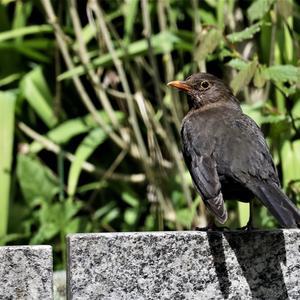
[0,245,53,300]
[67,230,300,300]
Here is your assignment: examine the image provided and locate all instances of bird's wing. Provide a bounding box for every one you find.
[181,125,227,223]
[189,155,227,224]
[223,113,280,186]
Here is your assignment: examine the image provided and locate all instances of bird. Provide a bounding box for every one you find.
[167,72,300,229]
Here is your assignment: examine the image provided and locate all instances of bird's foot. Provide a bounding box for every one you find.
[237,222,257,231]
[195,225,229,231]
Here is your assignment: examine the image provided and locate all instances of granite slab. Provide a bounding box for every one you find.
[67,230,300,299]
[0,245,53,300]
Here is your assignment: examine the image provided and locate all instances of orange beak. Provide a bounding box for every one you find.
[167,80,191,92]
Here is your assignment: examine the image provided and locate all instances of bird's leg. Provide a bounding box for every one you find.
[195,215,215,231]
[195,214,229,231]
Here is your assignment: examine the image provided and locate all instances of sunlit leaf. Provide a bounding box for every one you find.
[93,202,116,220]
[199,9,217,25]
[0,73,22,87]
[123,0,139,44]
[247,0,275,23]
[67,128,108,197]
[101,208,120,224]
[17,154,59,206]
[122,192,139,207]
[227,58,248,71]
[124,208,138,225]
[30,198,82,244]
[21,66,57,128]
[0,91,16,237]
[194,28,223,62]
[238,202,249,227]
[262,65,300,82]
[230,59,258,94]
[29,111,123,153]
[176,196,201,228]
[281,140,300,187]
[226,22,261,43]
[254,65,267,88]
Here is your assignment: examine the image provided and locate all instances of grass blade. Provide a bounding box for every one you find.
[21,66,58,128]
[67,128,108,197]
[0,91,16,237]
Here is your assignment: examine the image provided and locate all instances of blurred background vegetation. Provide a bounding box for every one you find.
[0,0,300,269]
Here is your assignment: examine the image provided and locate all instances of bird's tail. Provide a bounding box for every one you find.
[249,182,300,228]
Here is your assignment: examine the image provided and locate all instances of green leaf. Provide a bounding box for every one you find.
[238,202,249,227]
[194,28,223,62]
[101,208,120,224]
[0,73,22,87]
[226,22,261,43]
[262,65,300,82]
[93,202,116,220]
[230,59,258,94]
[123,0,139,44]
[242,102,265,125]
[21,67,58,128]
[30,198,82,244]
[198,9,217,25]
[227,58,249,71]
[281,140,300,187]
[17,154,59,206]
[67,128,108,197]
[12,1,32,41]
[122,192,139,207]
[124,208,138,226]
[176,196,201,228]
[29,110,124,153]
[247,0,275,23]
[242,101,287,126]
[253,65,267,88]
[0,91,16,237]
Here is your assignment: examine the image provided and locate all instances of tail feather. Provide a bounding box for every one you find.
[250,182,300,228]
[205,192,228,224]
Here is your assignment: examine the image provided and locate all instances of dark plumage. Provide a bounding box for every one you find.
[168,72,300,228]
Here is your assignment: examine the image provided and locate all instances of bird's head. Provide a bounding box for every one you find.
[167,72,237,110]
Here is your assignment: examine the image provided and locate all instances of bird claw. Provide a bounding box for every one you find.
[195,225,230,232]
[237,222,257,231]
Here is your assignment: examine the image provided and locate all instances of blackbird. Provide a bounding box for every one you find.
[168,72,300,228]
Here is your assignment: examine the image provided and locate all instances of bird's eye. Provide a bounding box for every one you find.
[201,81,209,89]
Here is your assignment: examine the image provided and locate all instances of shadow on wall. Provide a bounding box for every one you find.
[207,230,287,299]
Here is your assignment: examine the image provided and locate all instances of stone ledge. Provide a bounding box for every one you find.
[0,245,53,300]
[67,230,300,300]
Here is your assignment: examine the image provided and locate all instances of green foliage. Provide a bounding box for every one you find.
[67,128,107,197]
[195,28,223,61]
[0,91,16,237]
[21,67,58,128]
[262,65,300,82]
[247,0,275,22]
[58,31,181,81]
[17,154,59,206]
[227,23,262,43]
[1,0,300,269]
[230,59,258,94]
